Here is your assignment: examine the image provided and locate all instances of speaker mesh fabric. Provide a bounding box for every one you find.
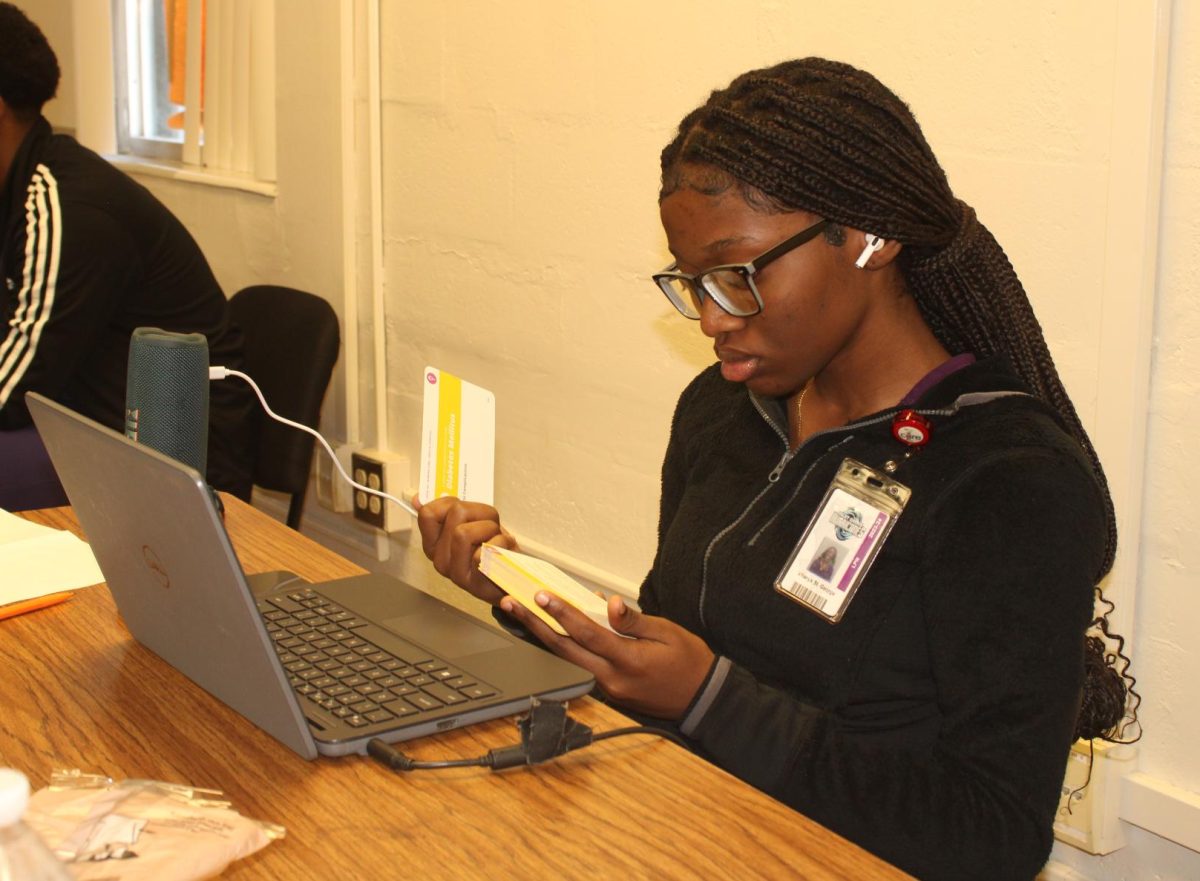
[125,328,210,477]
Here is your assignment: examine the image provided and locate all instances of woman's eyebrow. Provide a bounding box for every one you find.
[669,235,754,264]
[701,235,752,256]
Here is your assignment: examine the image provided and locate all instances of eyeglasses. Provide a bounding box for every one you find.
[652,218,830,319]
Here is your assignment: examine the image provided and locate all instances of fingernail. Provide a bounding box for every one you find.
[535,591,551,608]
[614,597,628,615]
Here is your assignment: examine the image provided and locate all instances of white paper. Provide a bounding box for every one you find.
[418,366,496,504]
[0,509,104,604]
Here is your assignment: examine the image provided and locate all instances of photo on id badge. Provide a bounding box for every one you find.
[806,541,841,582]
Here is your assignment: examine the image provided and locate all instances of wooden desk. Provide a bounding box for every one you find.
[3,499,910,880]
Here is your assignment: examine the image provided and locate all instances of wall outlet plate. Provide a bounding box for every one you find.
[350,449,411,533]
[1053,739,1137,855]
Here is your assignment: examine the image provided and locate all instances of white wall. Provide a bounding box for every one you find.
[1049,4,1200,877]
[132,2,350,443]
[29,0,1200,876]
[1141,0,1200,795]
[377,0,1137,584]
[24,0,75,132]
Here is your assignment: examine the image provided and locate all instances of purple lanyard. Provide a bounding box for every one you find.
[898,353,977,407]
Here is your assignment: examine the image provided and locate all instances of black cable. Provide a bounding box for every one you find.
[368,737,550,772]
[367,703,690,774]
[592,725,691,751]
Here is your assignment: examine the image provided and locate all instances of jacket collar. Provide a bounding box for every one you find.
[1,116,52,241]
[747,355,1034,439]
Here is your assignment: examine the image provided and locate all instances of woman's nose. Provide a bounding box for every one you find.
[698,292,744,338]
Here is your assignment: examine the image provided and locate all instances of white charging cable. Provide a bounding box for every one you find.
[210,366,418,518]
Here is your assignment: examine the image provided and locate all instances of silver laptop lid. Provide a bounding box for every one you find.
[27,392,319,760]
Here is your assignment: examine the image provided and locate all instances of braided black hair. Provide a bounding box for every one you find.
[0,2,60,118]
[661,57,1137,744]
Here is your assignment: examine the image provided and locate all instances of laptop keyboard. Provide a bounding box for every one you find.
[257,587,498,730]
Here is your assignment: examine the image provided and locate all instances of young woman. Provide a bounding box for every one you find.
[416,58,1131,881]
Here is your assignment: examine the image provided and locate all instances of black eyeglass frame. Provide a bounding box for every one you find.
[652,218,831,319]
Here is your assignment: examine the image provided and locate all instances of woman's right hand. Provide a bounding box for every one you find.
[413,495,517,605]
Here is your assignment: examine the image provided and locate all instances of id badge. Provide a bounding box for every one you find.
[775,458,910,622]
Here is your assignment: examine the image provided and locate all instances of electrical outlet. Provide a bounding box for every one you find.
[350,449,411,533]
[1053,739,1136,854]
[351,452,385,529]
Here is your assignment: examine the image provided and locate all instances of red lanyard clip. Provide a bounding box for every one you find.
[891,409,932,447]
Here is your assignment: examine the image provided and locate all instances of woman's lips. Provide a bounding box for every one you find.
[717,349,761,383]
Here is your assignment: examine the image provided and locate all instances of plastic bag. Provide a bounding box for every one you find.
[21,770,284,881]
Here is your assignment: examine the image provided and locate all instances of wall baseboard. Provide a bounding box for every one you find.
[1037,861,1091,881]
[1122,771,1200,854]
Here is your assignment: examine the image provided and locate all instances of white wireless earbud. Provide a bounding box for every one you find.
[855,234,886,269]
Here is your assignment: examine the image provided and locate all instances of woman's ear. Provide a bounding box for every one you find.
[852,232,903,270]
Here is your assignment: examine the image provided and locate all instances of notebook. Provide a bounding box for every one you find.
[27,392,593,760]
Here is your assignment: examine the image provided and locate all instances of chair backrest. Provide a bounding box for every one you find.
[228,285,340,530]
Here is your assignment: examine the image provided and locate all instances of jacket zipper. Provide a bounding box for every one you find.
[747,435,855,547]
[697,448,789,630]
[697,395,828,628]
[695,398,970,629]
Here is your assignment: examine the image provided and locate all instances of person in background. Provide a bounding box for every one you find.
[0,2,255,509]
[417,58,1138,881]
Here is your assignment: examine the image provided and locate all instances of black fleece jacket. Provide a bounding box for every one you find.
[0,118,255,497]
[641,358,1103,881]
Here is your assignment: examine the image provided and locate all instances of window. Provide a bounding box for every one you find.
[112,0,276,183]
[113,0,188,160]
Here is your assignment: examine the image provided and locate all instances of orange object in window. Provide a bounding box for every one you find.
[165,0,205,131]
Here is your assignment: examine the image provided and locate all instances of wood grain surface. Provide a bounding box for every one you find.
[3,499,911,880]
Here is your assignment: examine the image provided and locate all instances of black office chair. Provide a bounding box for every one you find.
[228,285,340,531]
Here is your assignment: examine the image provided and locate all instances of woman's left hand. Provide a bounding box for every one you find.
[500,591,715,720]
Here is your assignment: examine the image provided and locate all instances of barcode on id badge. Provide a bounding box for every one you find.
[796,587,828,610]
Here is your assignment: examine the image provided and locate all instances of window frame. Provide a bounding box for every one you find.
[109,0,276,187]
[112,0,191,162]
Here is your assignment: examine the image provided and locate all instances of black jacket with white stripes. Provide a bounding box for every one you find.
[0,117,254,497]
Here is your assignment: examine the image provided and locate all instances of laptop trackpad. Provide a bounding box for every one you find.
[382,608,510,659]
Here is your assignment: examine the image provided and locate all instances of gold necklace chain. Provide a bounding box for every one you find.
[792,382,810,447]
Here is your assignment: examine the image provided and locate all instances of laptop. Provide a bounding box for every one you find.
[27,392,594,760]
